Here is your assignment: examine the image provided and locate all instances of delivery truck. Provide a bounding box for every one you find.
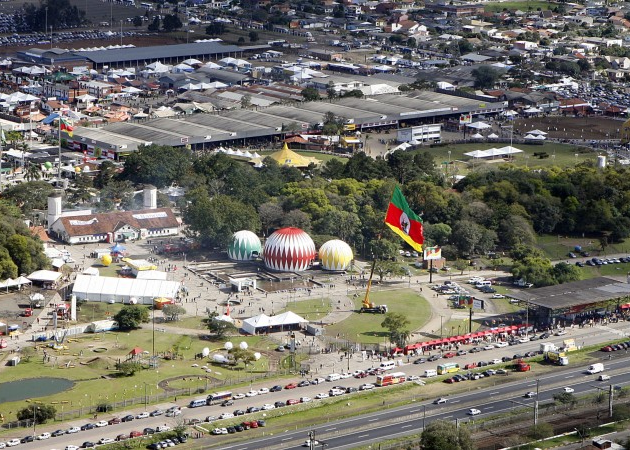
[587,363,604,374]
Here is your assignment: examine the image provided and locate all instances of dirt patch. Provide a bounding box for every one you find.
[513,116,624,140]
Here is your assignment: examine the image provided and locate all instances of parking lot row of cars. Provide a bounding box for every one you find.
[601,340,630,352]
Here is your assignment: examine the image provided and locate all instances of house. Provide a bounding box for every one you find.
[48,187,180,244]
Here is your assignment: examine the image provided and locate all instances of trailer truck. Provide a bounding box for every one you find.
[545,351,569,366]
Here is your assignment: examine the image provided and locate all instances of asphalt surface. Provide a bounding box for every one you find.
[10,319,630,449]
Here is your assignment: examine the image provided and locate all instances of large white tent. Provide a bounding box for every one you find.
[242,311,309,335]
[464,146,524,159]
[72,274,180,304]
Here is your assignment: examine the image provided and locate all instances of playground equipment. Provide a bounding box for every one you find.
[360,260,388,314]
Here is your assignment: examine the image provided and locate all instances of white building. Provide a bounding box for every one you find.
[397,124,442,144]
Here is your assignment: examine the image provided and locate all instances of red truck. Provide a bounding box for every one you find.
[514,360,531,372]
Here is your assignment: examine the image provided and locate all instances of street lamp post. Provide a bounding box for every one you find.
[32,406,39,436]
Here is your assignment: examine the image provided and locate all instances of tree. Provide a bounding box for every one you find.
[230,347,256,366]
[373,259,406,282]
[2,181,54,214]
[162,304,186,321]
[24,162,41,181]
[115,361,143,376]
[120,144,191,188]
[471,65,501,89]
[206,22,226,36]
[248,31,259,42]
[421,420,474,450]
[301,87,321,102]
[162,14,182,32]
[240,94,252,109]
[207,311,236,339]
[93,160,117,189]
[148,16,160,32]
[381,312,411,347]
[113,305,150,330]
[132,16,143,27]
[553,392,577,406]
[184,188,261,248]
[17,404,56,425]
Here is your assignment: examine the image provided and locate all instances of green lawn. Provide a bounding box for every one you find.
[536,235,630,261]
[325,289,431,344]
[422,142,595,176]
[278,298,333,322]
[484,0,558,12]
[0,330,275,423]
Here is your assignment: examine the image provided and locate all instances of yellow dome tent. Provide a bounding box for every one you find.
[267,143,320,168]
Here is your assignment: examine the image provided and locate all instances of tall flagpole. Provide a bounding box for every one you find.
[57,116,61,181]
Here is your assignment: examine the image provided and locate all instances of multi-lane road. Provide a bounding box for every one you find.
[11,322,630,450]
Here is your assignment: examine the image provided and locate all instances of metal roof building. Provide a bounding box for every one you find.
[508,276,630,325]
[67,90,506,157]
[75,42,246,69]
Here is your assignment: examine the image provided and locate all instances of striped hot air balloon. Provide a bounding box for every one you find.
[263,227,316,272]
[227,230,262,261]
[319,239,353,271]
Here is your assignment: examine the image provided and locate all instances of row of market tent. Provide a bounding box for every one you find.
[398,325,525,355]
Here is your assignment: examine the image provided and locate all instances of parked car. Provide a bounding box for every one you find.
[66,427,80,434]
[285,382,298,389]
[107,418,121,425]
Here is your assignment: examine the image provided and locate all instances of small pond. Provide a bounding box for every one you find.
[0,378,75,403]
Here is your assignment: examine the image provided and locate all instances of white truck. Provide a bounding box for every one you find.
[540,342,557,353]
[587,363,604,374]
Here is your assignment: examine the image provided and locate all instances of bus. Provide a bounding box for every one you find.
[189,398,207,408]
[206,391,232,405]
[437,363,460,375]
[376,372,406,387]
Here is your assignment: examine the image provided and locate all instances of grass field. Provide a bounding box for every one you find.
[278,298,333,322]
[484,0,558,12]
[325,289,431,344]
[536,235,630,261]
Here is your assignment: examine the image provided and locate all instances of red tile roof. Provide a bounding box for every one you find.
[58,208,178,237]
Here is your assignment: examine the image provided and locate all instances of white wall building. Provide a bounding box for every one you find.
[397,124,442,144]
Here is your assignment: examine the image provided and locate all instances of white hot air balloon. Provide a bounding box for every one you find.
[254,352,261,360]
[212,354,228,363]
[224,342,233,350]
[239,342,248,350]
[202,347,210,357]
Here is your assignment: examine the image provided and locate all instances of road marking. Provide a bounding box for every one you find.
[451,400,460,403]
[281,438,291,441]
[489,392,499,395]
[443,415,452,419]
[565,375,575,378]
[358,434,370,438]
[486,406,494,409]
[410,409,420,413]
[401,424,412,428]
[368,418,378,422]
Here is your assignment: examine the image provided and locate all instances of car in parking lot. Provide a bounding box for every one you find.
[95,421,108,428]
[413,358,426,364]
[80,423,95,431]
[298,380,311,387]
[443,352,457,358]
[494,341,508,348]
[150,409,164,417]
[221,399,234,407]
[311,377,326,385]
[6,440,19,447]
[212,428,228,435]
[245,390,258,397]
[491,293,505,299]
[258,387,270,395]
[219,412,234,419]
[143,428,156,435]
[246,406,260,413]
[98,438,115,445]
[136,412,150,419]
[81,442,95,448]
[129,431,143,438]
[121,414,134,422]
[285,382,298,389]
[66,427,80,434]
[468,408,481,416]
[232,393,246,400]
[483,345,494,350]
[300,397,312,403]
[107,418,121,425]
[315,393,329,399]
[36,433,51,440]
[287,399,300,405]
[52,430,66,437]
[270,385,283,392]
[359,383,375,390]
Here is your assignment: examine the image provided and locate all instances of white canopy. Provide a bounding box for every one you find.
[27,270,63,283]
[466,121,492,130]
[82,267,100,276]
[523,107,542,114]
[241,311,308,335]
[487,133,499,138]
[72,274,180,304]
[76,94,97,102]
[529,129,547,136]
[471,133,484,139]
[464,146,524,159]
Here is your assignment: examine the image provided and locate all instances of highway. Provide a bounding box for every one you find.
[13,320,630,449]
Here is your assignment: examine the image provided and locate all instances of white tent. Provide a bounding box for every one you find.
[487,133,499,139]
[464,146,524,159]
[523,107,542,114]
[72,274,180,304]
[471,133,484,139]
[529,129,548,136]
[241,311,308,335]
[27,270,63,283]
[466,121,492,130]
[182,58,202,66]
[82,267,100,276]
